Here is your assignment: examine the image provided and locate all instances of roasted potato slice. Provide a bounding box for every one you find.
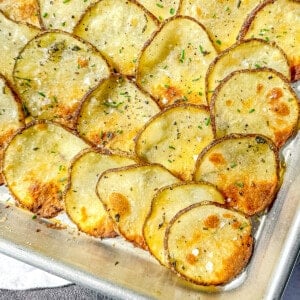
[135,104,214,180]
[0,11,40,83]
[65,149,136,238]
[194,134,279,215]
[3,121,89,218]
[74,0,159,76]
[136,16,217,107]
[179,0,262,51]
[239,0,300,81]
[211,69,299,148]
[13,31,110,129]
[76,75,160,155]
[165,203,253,286]
[206,39,290,104]
[97,164,179,249]
[143,182,225,266]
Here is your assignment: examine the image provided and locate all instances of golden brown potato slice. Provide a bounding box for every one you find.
[136,16,217,107]
[239,0,300,81]
[135,104,214,181]
[194,134,279,215]
[65,149,136,238]
[179,0,263,51]
[211,69,299,148]
[206,39,290,103]
[165,203,253,285]
[76,75,160,156]
[97,164,179,249]
[3,121,89,218]
[143,182,225,266]
[13,31,110,129]
[0,11,40,83]
[74,0,159,76]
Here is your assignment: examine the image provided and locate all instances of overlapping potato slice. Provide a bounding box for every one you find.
[143,182,225,266]
[13,31,110,128]
[239,0,300,81]
[77,75,160,155]
[179,0,262,51]
[165,203,253,285]
[194,134,279,215]
[65,149,136,238]
[0,11,40,83]
[39,0,98,32]
[0,75,25,185]
[136,16,217,107]
[74,0,159,76]
[97,164,179,249]
[135,104,214,180]
[206,39,290,103]
[211,69,299,148]
[3,121,89,218]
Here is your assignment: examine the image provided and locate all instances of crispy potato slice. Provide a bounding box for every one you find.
[206,39,290,104]
[3,121,89,218]
[136,16,217,107]
[74,0,159,76]
[165,203,253,285]
[144,182,225,266]
[211,69,299,148]
[39,0,98,32]
[0,11,40,83]
[0,75,25,185]
[239,0,300,81]
[135,104,214,180]
[179,0,262,51]
[97,164,179,249]
[13,31,110,129]
[194,134,279,215]
[65,149,136,238]
[77,75,160,155]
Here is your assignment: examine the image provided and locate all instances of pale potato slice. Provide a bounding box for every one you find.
[76,75,160,155]
[136,16,217,107]
[13,31,110,129]
[97,164,179,249]
[211,68,299,148]
[0,11,40,83]
[3,121,89,218]
[165,203,253,285]
[206,39,290,104]
[194,134,279,215]
[135,104,214,180]
[179,0,263,51]
[143,182,225,266]
[239,0,300,81]
[39,0,98,32]
[65,149,136,238]
[74,0,159,76]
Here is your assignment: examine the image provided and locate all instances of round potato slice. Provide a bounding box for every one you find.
[143,182,225,266]
[135,104,214,181]
[194,134,279,215]
[3,121,89,218]
[13,31,110,129]
[76,75,160,155]
[211,69,299,148]
[165,203,253,286]
[65,149,136,238]
[74,0,159,76]
[96,164,179,249]
[206,39,290,104]
[136,16,217,107]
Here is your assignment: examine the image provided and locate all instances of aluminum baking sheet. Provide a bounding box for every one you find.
[0,83,299,299]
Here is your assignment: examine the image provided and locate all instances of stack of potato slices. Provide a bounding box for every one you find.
[0,0,299,288]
